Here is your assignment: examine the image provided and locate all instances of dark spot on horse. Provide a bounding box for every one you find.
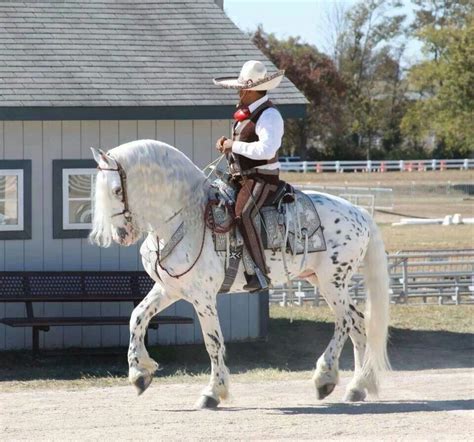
[207,333,221,349]
[349,304,356,311]
[136,316,142,326]
[209,276,213,281]
[335,218,340,224]
[343,319,347,327]
[336,230,341,234]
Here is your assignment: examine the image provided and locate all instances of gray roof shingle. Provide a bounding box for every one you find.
[0,0,307,114]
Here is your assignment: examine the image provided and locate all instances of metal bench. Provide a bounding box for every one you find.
[0,271,193,352]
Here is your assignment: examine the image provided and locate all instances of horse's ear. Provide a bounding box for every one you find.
[90,147,103,165]
[91,147,114,167]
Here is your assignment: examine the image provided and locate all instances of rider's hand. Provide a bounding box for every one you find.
[215,136,227,152]
[221,139,233,153]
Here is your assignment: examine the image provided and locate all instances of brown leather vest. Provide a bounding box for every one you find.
[229,100,279,175]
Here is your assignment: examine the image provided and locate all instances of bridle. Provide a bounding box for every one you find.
[97,156,133,223]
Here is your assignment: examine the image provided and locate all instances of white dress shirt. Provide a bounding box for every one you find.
[232,95,283,170]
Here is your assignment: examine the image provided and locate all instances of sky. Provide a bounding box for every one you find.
[224,0,423,66]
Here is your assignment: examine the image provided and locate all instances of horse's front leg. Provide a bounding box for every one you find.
[128,283,177,395]
[193,299,229,409]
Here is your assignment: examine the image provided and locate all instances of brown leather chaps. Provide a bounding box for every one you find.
[234,173,279,275]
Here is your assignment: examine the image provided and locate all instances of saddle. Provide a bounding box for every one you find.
[207,178,326,291]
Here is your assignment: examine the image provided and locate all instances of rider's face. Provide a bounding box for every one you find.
[238,89,250,107]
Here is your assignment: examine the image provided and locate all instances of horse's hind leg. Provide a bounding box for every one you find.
[128,283,177,395]
[307,276,353,400]
[343,302,369,402]
[192,298,229,409]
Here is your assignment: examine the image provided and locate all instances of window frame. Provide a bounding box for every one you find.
[0,160,32,240]
[53,159,97,239]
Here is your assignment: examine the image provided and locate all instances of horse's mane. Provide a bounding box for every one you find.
[90,139,206,246]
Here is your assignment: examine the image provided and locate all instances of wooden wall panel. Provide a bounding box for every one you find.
[23,121,43,271]
[61,121,83,347]
[192,120,212,169]
[41,121,63,348]
[248,293,260,339]
[3,122,26,349]
[217,293,232,341]
[230,293,249,341]
[174,121,193,162]
[0,122,4,348]
[156,120,175,146]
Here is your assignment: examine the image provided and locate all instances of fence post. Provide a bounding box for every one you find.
[454,278,460,305]
[463,159,469,170]
[335,161,341,173]
[399,160,404,171]
[313,286,320,306]
[432,159,437,170]
[366,160,372,173]
[302,161,308,173]
[402,258,408,303]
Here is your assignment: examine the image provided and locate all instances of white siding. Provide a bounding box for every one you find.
[0,119,264,350]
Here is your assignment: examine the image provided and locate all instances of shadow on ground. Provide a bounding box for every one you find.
[159,399,474,415]
[0,318,472,382]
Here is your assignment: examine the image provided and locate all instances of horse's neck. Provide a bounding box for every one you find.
[132,167,209,241]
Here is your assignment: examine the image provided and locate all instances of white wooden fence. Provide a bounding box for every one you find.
[281,158,473,173]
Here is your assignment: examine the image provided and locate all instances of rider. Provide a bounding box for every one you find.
[213,60,285,292]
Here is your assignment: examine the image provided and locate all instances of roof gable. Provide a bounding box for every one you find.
[0,0,307,118]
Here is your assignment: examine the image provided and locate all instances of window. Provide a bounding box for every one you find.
[63,169,96,230]
[53,160,97,238]
[0,160,31,240]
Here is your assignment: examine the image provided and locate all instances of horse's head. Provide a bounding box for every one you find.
[89,147,141,247]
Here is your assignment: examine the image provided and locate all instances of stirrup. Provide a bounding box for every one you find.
[254,267,269,290]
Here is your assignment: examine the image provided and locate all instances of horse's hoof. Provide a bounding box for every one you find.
[195,395,220,410]
[133,374,153,396]
[317,383,336,400]
[344,389,366,402]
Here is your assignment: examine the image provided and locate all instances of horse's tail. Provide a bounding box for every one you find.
[361,216,391,395]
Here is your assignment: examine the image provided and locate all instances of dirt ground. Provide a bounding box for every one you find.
[1,368,472,441]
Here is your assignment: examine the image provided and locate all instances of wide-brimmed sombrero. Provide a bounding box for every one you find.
[213,60,284,91]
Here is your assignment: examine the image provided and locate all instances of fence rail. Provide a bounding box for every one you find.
[280,158,473,173]
[270,249,474,306]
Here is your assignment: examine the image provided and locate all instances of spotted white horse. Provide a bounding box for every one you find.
[90,139,390,408]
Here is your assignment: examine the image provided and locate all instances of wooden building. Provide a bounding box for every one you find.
[0,0,307,350]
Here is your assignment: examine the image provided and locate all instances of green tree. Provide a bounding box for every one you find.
[402,0,474,157]
[252,26,347,160]
[333,0,409,159]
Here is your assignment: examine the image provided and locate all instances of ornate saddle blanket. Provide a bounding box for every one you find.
[208,179,326,292]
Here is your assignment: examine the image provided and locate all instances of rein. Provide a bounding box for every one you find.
[97,160,132,223]
[154,200,235,280]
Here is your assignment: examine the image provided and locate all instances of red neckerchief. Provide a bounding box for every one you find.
[233,106,251,122]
